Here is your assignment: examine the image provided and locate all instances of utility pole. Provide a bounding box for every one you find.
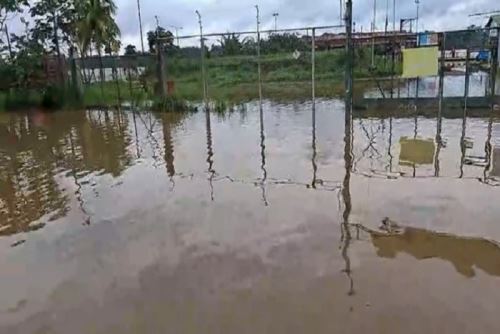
[4,25,13,61]
[385,0,389,35]
[168,25,183,47]
[53,13,64,84]
[196,10,207,106]
[256,5,262,102]
[372,0,377,68]
[415,0,420,34]
[273,13,279,32]
[340,0,344,25]
[393,0,396,32]
[137,0,145,53]
[155,15,167,98]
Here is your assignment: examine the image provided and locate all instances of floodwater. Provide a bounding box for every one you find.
[1,100,500,333]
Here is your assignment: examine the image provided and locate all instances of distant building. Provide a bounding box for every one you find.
[485,15,500,29]
[485,15,500,68]
[304,31,416,50]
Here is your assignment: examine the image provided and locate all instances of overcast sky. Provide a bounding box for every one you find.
[3,0,499,50]
[114,0,498,48]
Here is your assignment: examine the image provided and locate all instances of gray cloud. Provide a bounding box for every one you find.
[116,0,498,47]
[3,0,498,49]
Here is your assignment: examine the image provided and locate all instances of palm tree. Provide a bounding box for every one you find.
[75,0,120,88]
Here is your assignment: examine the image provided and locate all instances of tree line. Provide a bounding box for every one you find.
[1,0,120,88]
[124,30,310,58]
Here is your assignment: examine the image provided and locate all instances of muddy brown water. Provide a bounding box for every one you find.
[1,100,500,333]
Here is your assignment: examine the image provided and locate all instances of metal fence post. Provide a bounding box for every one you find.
[464,48,470,108]
[438,32,446,113]
[345,0,354,102]
[196,10,208,107]
[311,28,316,100]
[256,5,263,102]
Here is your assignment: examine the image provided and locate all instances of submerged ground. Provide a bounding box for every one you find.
[1,99,500,333]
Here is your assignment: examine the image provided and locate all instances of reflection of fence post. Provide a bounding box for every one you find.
[256,5,263,102]
[311,28,316,100]
[464,48,470,108]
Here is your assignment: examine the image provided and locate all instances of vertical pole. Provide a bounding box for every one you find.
[256,5,263,103]
[385,0,389,36]
[490,33,498,101]
[438,33,446,104]
[345,0,354,102]
[69,46,82,101]
[415,0,420,35]
[4,25,13,61]
[113,53,122,106]
[464,48,470,108]
[340,0,343,25]
[127,68,133,100]
[436,32,446,177]
[390,30,396,97]
[53,13,64,85]
[371,0,377,68]
[137,0,145,54]
[392,0,396,33]
[155,17,167,98]
[415,78,419,99]
[311,28,316,100]
[196,11,207,107]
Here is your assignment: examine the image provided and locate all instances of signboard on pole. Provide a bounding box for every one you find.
[402,47,439,78]
[418,33,439,46]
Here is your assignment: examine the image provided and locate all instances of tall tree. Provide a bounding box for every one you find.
[76,0,120,85]
[147,27,174,54]
[219,33,242,56]
[124,44,137,55]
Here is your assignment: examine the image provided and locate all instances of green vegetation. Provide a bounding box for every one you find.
[1,1,400,112]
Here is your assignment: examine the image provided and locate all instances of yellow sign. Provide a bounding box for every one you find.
[402,47,439,78]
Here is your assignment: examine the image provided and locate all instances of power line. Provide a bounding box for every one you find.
[469,10,500,17]
[159,24,344,40]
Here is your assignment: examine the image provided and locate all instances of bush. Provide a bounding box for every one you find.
[152,95,193,112]
[3,89,41,110]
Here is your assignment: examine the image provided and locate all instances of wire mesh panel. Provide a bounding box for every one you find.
[164,35,205,102]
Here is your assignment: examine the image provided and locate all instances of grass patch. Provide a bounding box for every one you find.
[151,95,193,113]
[1,48,401,112]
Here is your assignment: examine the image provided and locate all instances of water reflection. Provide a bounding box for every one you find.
[205,109,216,201]
[0,102,499,251]
[3,99,500,333]
[0,110,132,236]
[259,94,268,206]
[311,99,318,189]
[354,219,500,278]
[341,94,355,296]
